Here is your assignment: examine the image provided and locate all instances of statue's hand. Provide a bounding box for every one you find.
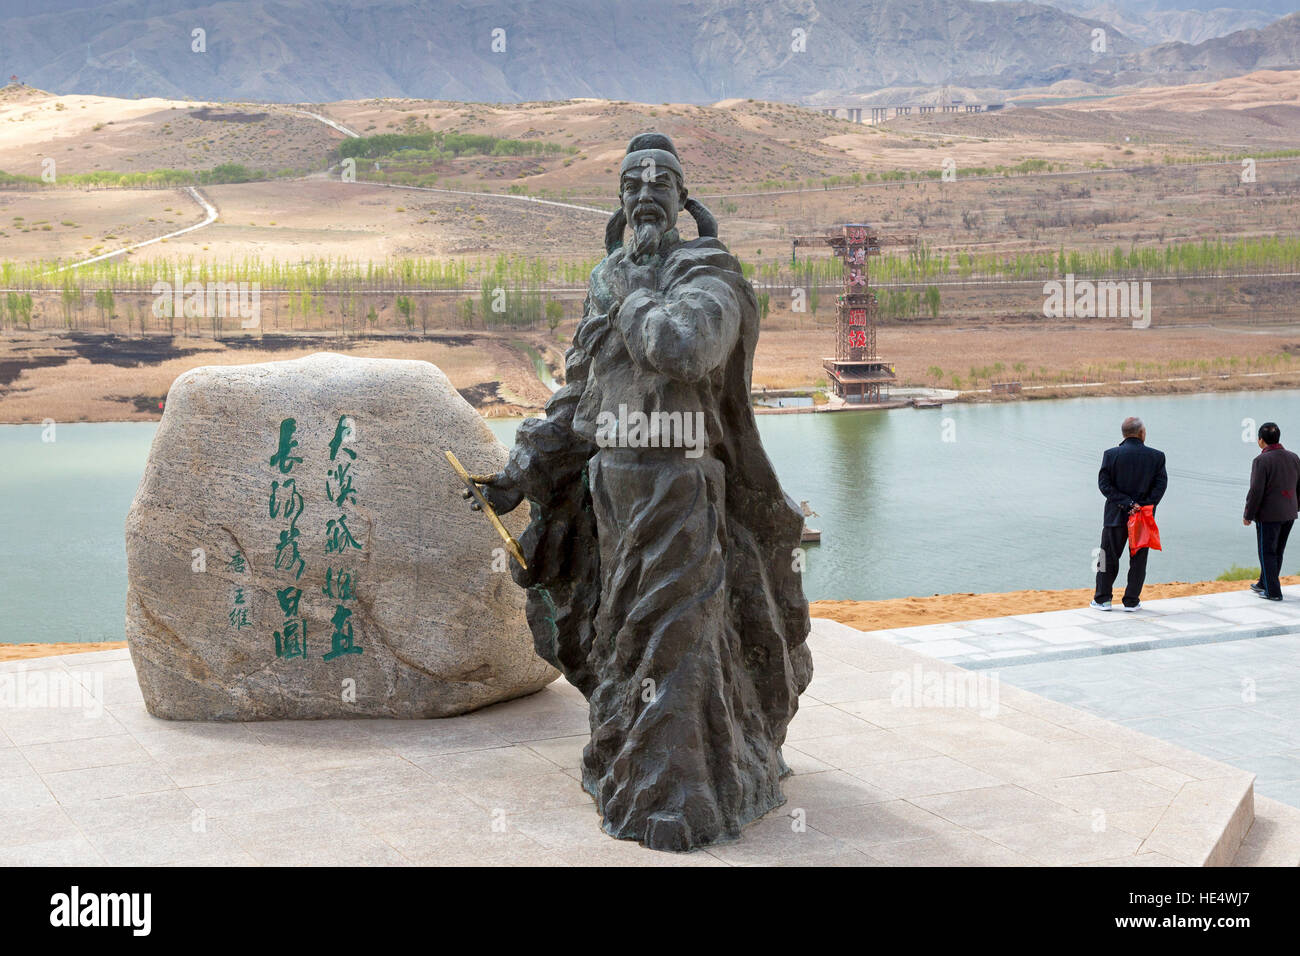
[463,471,525,515]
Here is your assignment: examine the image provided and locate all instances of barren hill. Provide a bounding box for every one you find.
[0,0,1141,102]
[1059,67,1300,110]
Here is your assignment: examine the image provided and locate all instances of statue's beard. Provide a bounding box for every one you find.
[626,218,665,263]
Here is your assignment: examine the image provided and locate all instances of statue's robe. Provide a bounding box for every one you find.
[501,227,813,851]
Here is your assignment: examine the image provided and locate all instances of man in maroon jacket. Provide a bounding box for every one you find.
[1243,421,1300,601]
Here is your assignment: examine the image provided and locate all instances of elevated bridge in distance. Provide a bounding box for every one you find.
[819,103,1004,124]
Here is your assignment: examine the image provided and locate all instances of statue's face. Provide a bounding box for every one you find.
[620,164,682,243]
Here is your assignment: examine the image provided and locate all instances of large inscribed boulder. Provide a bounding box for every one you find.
[125,351,557,719]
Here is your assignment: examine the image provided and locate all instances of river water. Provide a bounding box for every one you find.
[5,390,1294,642]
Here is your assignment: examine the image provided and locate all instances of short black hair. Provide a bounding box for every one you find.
[1259,422,1281,444]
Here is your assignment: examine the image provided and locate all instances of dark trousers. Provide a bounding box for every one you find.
[1094,525,1148,607]
[1255,519,1294,599]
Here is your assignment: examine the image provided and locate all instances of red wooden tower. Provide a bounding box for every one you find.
[792,223,914,403]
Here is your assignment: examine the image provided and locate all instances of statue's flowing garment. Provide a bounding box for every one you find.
[501,229,813,850]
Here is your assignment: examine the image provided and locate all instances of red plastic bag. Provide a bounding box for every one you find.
[1127,505,1162,555]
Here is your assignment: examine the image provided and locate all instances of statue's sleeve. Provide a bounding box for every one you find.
[498,282,604,506]
[613,252,743,383]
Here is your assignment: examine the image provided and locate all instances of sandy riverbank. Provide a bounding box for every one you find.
[6,575,1292,661]
[810,575,1300,631]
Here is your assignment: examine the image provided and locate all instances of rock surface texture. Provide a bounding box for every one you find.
[125,352,557,720]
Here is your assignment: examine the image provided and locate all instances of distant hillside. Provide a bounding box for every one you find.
[1125,11,1300,78]
[1044,1,1281,46]
[0,0,1141,102]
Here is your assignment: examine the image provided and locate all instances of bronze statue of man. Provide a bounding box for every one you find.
[467,132,813,852]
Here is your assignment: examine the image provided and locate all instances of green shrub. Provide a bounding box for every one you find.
[1216,565,1260,582]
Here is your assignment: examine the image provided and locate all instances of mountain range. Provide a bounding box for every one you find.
[0,0,1295,103]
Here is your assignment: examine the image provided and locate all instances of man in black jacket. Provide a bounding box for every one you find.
[1243,421,1300,601]
[1092,416,1168,611]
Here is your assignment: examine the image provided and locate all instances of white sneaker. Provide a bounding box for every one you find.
[1121,603,1141,612]
[1089,600,1112,611]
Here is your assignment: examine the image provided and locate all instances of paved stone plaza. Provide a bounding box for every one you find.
[4,614,1296,866]
[870,587,1300,809]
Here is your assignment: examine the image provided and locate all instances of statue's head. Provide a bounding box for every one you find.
[618,132,687,260]
[606,132,718,258]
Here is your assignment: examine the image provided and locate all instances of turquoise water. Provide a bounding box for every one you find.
[4,422,159,643]
[5,391,1295,642]
[491,390,1294,605]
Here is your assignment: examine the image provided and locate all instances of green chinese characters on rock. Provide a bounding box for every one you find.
[261,415,365,662]
[323,414,363,661]
[269,418,308,658]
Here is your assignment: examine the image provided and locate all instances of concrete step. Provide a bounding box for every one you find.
[808,619,1261,866]
[1232,795,1300,866]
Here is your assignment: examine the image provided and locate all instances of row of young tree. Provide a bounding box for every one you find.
[0,286,576,336]
[5,235,1295,297]
[0,254,604,294]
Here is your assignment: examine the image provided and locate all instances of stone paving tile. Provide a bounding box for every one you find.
[89,822,248,867]
[808,798,967,850]
[888,624,980,643]
[414,745,562,782]
[701,813,866,865]
[61,789,202,834]
[43,760,178,805]
[1022,771,1177,814]
[1106,806,1170,840]
[792,729,942,767]
[448,769,595,816]
[1258,778,1300,807]
[0,657,69,675]
[149,748,291,789]
[241,829,412,867]
[0,833,104,866]
[779,745,835,774]
[861,830,1038,866]
[851,587,1300,811]
[961,633,1050,653]
[382,819,564,866]
[779,769,894,812]
[842,755,1004,798]
[0,706,126,747]
[58,649,132,666]
[980,816,1144,866]
[960,618,1037,635]
[803,670,897,704]
[551,840,731,867]
[784,703,880,741]
[1149,612,1243,631]
[0,805,83,848]
[899,639,983,657]
[523,734,586,773]
[20,733,152,774]
[910,784,1080,830]
[887,714,1042,755]
[298,755,437,803]
[0,619,1271,866]
[334,781,486,834]
[954,739,1153,785]
[182,774,319,819]
[1030,625,1112,646]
